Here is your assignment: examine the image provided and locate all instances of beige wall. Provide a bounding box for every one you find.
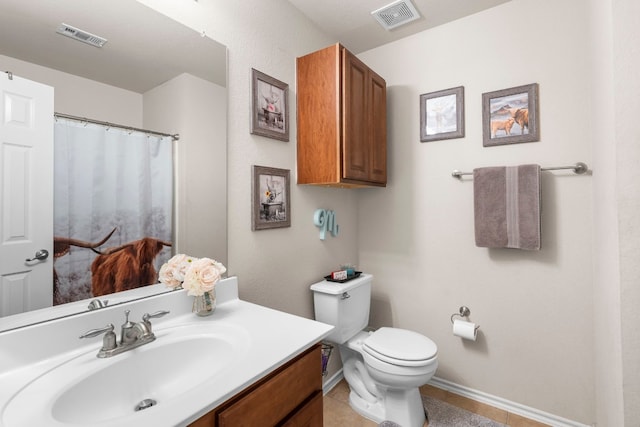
[138,0,359,318]
[1,54,143,126]
[613,0,640,424]
[139,0,640,425]
[590,0,624,425]
[358,0,595,423]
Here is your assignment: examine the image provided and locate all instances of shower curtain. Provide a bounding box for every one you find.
[53,118,173,304]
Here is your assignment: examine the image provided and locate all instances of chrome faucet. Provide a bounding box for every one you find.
[80,309,170,358]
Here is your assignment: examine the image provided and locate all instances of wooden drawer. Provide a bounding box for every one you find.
[216,345,321,427]
[280,390,323,427]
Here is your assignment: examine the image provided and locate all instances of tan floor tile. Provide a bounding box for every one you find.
[444,393,509,424]
[506,413,551,427]
[327,379,351,404]
[419,384,448,401]
[324,380,547,427]
[323,396,378,427]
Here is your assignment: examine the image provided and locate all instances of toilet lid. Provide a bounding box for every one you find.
[363,327,437,363]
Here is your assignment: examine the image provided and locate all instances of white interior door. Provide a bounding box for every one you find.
[0,73,54,317]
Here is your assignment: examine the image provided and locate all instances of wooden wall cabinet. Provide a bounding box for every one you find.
[297,43,387,188]
[189,344,323,427]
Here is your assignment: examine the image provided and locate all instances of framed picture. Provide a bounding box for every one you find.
[252,165,291,230]
[420,86,465,142]
[250,68,289,141]
[482,83,539,147]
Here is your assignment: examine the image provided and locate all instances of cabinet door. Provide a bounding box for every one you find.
[342,49,370,183]
[368,70,387,184]
[342,49,387,185]
[217,346,321,426]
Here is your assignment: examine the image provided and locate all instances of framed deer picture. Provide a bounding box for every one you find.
[482,83,539,147]
[250,68,289,141]
[252,165,291,230]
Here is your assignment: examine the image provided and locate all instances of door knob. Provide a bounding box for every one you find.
[25,249,49,262]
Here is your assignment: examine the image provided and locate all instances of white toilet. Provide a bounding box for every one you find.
[311,274,438,427]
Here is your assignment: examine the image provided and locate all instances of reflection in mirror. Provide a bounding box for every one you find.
[53,117,174,304]
[0,0,227,332]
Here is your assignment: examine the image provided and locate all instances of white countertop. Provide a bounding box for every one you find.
[0,277,333,427]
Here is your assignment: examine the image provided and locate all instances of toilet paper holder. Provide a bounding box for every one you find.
[450,306,479,331]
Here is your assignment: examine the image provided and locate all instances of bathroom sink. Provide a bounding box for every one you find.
[1,322,250,426]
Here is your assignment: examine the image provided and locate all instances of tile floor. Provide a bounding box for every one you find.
[323,380,550,427]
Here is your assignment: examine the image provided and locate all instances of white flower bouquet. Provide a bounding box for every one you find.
[159,254,227,297]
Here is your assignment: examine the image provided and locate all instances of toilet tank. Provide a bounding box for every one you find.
[310,273,372,344]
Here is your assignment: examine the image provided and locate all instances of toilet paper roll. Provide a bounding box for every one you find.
[453,319,478,341]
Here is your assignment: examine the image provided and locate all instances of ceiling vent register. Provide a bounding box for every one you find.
[56,23,107,48]
[371,0,421,31]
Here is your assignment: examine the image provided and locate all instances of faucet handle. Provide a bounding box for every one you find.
[79,323,114,339]
[87,299,109,310]
[142,310,170,323]
[141,310,170,335]
[79,323,117,351]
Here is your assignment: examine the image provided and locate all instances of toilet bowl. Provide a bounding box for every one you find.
[310,274,438,427]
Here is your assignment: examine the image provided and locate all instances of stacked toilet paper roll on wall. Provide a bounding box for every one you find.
[453,319,478,341]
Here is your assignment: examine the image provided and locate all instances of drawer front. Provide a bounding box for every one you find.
[218,345,321,427]
[280,390,323,427]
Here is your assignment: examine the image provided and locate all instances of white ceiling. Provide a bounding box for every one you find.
[0,0,227,93]
[286,0,511,53]
[0,0,510,92]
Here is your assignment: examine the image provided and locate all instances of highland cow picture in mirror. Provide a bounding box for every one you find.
[482,83,539,147]
[252,166,291,230]
[53,118,173,304]
[251,68,289,141]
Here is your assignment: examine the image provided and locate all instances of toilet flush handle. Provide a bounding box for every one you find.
[341,292,350,300]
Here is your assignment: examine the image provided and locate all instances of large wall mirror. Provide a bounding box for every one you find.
[0,0,227,332]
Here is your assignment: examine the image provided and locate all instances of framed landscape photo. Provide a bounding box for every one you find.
[252,165,291,230]
[482,83,539,147]
[250,68,289,141]
[420,86,465,142]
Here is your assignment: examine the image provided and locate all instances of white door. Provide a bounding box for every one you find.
[0,73,54,317]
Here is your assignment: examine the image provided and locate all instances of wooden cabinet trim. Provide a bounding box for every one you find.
[279,390,323,427]
[190,345,322,427]
[297,43,387,187]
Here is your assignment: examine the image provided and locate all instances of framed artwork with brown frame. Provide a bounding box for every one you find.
[419,86,465,142]
[482,83,539,147]
[250,68,289,141]
[252,165,291,230]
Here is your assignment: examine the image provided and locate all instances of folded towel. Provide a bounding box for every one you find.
[473,164,541,250]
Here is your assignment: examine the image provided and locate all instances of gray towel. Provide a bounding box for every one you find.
[473,164,541,250]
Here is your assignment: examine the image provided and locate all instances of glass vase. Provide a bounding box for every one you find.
[192,290,216,316]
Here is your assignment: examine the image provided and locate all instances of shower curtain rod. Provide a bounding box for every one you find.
[54,112,180,141]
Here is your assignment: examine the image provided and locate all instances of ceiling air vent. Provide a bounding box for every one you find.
[56,23,107,48]
[371,0,421,31]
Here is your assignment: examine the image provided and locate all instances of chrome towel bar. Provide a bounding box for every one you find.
[451,162,589,179]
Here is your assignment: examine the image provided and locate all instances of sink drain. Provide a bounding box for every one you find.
[134,399,157,412]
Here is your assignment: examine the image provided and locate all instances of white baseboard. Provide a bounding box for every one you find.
[429,376,592,427]
[323,371,591,427]
[322,369,344,395]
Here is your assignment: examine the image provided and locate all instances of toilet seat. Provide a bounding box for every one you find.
[363,327,437,367]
